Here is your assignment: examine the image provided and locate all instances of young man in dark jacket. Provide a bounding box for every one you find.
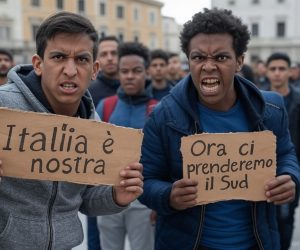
[88,36,120,107]
[148,49,173,100]
[139,8,300,250]
[266,52,300,250]
[0,12,143,249]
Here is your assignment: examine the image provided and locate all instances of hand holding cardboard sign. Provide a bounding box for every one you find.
[265,175,296,205]
[112,162,144,206]
[169,179,198,210]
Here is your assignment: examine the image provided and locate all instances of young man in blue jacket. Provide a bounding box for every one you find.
[96,42,156,250]
[265,52,300,250]
[138,8,300,250]
[0,12,143,249]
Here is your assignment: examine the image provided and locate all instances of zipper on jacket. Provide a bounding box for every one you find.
[251,203,264,250]
[47,181,58,250]
[193,205,205,250]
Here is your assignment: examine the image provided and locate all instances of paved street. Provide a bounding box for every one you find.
[75,207,300,250]
[290,205,300,250]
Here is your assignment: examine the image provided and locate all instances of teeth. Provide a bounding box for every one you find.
[62,83,75,89]
[202,79,219,84]
[202,84,219,93]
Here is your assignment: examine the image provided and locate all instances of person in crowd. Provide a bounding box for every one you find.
[238,63,255,83]
[148,49,173,100]
[87,35,120,250]
[0,48,14,85]
[289,61,300,87]
[0,11,143,249]
[88,36,120,107]
[167,52,185,84]
[96,41,156,250]
[253,59,269,90]
[138,8,300,250]
[265,52,300,250]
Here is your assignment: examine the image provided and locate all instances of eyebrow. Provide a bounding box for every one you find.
[48,51,92,58]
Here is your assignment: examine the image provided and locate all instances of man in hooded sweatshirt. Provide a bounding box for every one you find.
[0,11,143,249]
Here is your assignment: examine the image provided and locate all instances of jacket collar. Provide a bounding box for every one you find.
[117,79,154,105]
[169,74,265,132]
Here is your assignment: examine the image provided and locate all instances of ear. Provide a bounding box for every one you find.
[91,60,100,80]
[32,54,43,76]
[236,54,245,73]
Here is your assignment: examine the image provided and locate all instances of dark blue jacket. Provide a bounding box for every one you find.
[139,74,300,250]
[88,72,120,107]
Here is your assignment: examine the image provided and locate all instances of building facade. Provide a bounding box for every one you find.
[162,16,181,54]
[211,0,300,63]
[0,0,164,63]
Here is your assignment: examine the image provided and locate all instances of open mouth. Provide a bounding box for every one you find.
[201,78,220,94]
[61,83,77,89]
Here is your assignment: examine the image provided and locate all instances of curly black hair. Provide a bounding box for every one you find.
[118,42,150,68]
[180,8,250,58]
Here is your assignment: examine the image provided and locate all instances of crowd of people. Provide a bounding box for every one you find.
[0,7,299,250]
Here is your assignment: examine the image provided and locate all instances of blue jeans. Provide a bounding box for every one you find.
[87,216,101,250]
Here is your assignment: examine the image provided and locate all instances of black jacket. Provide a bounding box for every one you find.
[88,72,120,107]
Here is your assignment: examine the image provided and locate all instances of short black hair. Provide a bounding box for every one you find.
[118,42,150,68]
[0,49,13,61]
[240,64,255,83]
[266,52,291,67]
[36,11,98,60]
[150,49,169,64]
[99,35,119,45]
[168,52,179,60]
[180,8,250,58]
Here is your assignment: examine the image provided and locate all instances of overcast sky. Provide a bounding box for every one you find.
[161,0,211,24]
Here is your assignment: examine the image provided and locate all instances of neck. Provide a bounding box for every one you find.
[271,84,290,96]
[103,72,118,80]
[152,79,167,90]
[0,76,8,85]
[52,103,80,117]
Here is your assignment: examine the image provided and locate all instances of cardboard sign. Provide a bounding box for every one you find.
[0,108,143,186]
[181,131,276,204]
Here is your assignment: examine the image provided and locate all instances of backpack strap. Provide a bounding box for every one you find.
[146,99,158,116]
[102,95,118,122]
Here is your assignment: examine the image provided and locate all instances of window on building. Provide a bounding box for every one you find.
[149,33,157,49]
[228,0,236,5]
[100,2,106,16]
[251,23,259,37]
[133,8,139,22]
[277,21,285,37]
[252,0,260,4]
[78,0,85,12]
[57,0,63,9]
[31,0,40,7]
[32,24,39,41]
[0,26,11,41]
[116,5,124,19]
[149,11,156,25]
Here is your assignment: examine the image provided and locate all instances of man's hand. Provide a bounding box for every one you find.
[112,162,143,206]
[265,175,296,205]
[169,179,198,210]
